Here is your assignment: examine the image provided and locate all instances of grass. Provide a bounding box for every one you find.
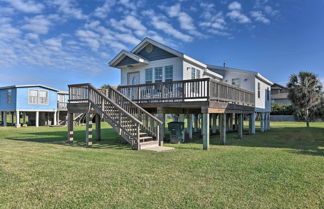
[0,122,323,208]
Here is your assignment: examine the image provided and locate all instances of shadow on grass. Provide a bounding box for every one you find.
[185,127,324,156]
[5,127,132,150]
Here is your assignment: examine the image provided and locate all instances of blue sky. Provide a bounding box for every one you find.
[0,0,323,91]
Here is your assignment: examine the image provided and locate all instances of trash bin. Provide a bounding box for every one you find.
[168,122,184,144]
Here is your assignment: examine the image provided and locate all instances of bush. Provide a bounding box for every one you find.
[271,103,295,115]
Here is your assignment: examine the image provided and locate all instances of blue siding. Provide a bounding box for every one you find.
[136,45,176,61]
[116,56,138,67]
[0,88,17,110]
[16,87,58,111]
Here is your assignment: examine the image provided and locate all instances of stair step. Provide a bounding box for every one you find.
[139,136,153,142]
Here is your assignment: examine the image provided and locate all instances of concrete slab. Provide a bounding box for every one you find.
[141,146,175,152]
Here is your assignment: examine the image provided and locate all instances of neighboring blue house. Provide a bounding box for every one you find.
[0,84,68,127]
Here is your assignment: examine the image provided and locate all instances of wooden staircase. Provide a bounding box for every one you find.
[68,83,163,150]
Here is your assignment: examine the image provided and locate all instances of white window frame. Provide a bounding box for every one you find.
[164,65,173,82]
[38,90,49,105]
[155,67,163,83]
[28,89,49,105]
[145,68,153,84]
[191,67,196,79]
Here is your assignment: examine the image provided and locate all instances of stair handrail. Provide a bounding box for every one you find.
[69,83,142,125]
[104,85,163,125]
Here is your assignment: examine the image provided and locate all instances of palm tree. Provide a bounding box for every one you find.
[287,72,323,127]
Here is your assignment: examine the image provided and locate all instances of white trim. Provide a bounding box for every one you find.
[130,37,207,69]
[0,84,60,92]
[204,69,223,80]
[109,50,149,67]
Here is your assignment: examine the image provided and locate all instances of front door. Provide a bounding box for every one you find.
[127,72,140,100]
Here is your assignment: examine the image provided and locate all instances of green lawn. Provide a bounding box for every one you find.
[0,122,323,208]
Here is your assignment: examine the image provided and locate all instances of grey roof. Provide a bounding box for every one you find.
[0,84,60,92]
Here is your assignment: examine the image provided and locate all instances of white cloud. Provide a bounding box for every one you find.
[200,12,226,30]
[227,2,250,24]
[2,0,44,13]
[163,3,202,37]
[51,0,87,19]
[22,15,51,34]
[151,16,193,42]
[44,38,62,51]
[75,29,100,51]
[25,33,39,40]
[0,18,21,40]
[228,1,242,10]
[94,0,116,18]
[264,6,279,16]
[251,11,270,24]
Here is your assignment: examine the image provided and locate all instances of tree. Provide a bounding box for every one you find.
[287,72,323,127]
[101,84,109,89]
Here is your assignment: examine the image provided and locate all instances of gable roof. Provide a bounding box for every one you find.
[272,83,287,89]
[207,65,273,86]
[109,50,149,67]
[109,37,207,69]
[0,84,60,92]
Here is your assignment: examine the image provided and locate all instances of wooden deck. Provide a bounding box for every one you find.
[117,78,255,113]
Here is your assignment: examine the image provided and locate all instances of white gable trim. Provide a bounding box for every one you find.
[131,37,207,69]
[109,50,149,67]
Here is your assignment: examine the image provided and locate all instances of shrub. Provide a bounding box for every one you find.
[271,103,295,115]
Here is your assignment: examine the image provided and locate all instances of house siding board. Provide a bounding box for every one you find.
[183,60,205,80]
[16,87,57,111]
[120,57,182,85]
[116,56,138,67]
[136,45,176,61]
[0,88,17,111]
[254,77,271,112]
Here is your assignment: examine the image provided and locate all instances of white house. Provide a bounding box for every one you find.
[66,37,274,150]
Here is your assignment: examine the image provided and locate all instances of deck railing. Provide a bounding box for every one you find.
[57,102,67,110]
[117,78,255,106]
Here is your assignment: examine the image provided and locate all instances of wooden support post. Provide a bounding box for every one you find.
[67,112,74,142]
[157,108,165,146]
[35,111,39,127]
[229,114,233,131]
[234,113,238,131]
[238,113,243,139]
[249,112,256,135]
[212,114,217,134]
[53,111,57,126]
[95,114,101,141]
[194,114,198,132]
[3,112,7,127]
[260,113,265,132]
[85,112,93,146]
[178,114,185,142]
[15,111,20,128]
[202,113,210,150]
[188,114,193,141]
[220,114,226,145]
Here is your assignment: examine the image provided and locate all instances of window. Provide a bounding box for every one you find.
[196,69,201,78]
[28,89,48,105]
[145,68,153,84]
[258,82,261,98]
[7,89,12,104]
[29,89,38,104]
[155,67,163,83]
[38,90,48,105]
[191,67,196,79]
[165,65,173,82]
[232,78,240,87]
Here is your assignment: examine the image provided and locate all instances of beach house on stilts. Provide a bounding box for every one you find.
[67,38,273,150]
